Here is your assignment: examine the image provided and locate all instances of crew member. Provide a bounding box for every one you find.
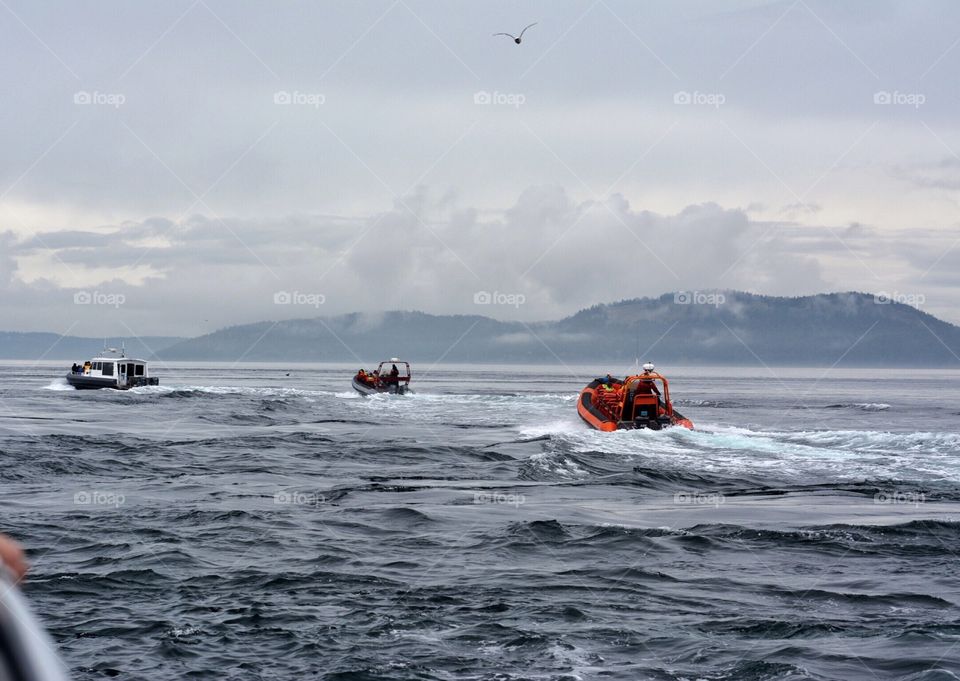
[635,378,661,396]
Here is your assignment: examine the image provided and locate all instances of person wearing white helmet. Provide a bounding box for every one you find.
[637,362,661,396]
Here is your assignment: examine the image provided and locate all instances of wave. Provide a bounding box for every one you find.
[518,420,585,439]
[773,428,960,454]
[491,519,960,557]
[380,507,435,525]
[197,413,278,426]
[42,378,75,391]
[824,402,892,411]
[675,398,744,408]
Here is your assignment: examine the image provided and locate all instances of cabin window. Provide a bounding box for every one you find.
[102,362,114,376]
[135,365,144,376]
[94,362,101,371]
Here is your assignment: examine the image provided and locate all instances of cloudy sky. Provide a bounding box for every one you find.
[2,0,959,337]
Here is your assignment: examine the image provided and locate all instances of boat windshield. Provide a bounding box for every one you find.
[375,361,410,380]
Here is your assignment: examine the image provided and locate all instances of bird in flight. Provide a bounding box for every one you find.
[494,22,537,45]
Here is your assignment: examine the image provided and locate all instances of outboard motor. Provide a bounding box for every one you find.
[633,405,659,429]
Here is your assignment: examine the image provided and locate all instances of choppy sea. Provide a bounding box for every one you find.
[2,362,959,680]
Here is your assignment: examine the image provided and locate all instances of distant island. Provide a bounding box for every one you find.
[3,292,958,366]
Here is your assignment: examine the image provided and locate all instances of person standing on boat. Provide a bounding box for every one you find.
[389,364,400,384]
[634,368,665,416]
[635,377,661,396]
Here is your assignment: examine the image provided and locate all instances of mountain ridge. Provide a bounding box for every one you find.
[3,292,958,366]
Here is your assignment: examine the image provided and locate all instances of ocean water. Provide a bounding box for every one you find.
[1,362,959,680]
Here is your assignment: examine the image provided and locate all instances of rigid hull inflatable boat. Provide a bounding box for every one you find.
[352,359,411,395]
[578,363,693,432]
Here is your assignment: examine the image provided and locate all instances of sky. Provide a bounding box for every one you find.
[1,0,959,338]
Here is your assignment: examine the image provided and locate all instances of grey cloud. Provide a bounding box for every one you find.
[1,188,838,336]
[896,157,960,191]
[0,232,19,287]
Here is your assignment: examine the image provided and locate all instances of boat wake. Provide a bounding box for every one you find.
[127,384,330,399]
[518,420,960,486]
[42,378,75,391]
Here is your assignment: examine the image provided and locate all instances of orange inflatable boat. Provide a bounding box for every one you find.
[578,363,694,432]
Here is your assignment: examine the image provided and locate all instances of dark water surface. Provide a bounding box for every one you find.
[2,362,960,680]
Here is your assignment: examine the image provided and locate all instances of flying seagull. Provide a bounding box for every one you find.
[493,22,537,44]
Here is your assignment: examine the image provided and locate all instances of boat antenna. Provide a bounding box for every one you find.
[121,341,125,358]
[633,322,640,373]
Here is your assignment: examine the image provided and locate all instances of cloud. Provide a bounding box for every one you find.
[0,232,19,286]
[896,157,960,191]
[0,187,842,336]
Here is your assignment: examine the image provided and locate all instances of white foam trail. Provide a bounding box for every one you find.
[855,402,891,411]
[127,384,329,398]
[43,379,75,391]
[524,418,960,482]
[519,419,586,439]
